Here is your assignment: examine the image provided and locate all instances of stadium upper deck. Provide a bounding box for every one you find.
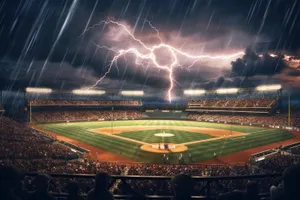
[186,98,280,114]
[187,98,278,108]
[28,99,142,106]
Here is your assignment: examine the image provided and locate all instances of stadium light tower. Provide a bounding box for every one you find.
[72,89,106,95]
[25,87,52,93]
[216,88,239,94]
[256,84,282,91]
[120,90,144,96]
[183,89,206,96]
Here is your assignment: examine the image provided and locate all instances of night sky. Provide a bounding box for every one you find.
[0,0,300,101]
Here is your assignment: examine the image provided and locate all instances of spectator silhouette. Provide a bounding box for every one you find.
[67,181,84,200]
[87,172,113,200]
[282,164,300,200]
[171,174,194,200]
[244,181,260,200]
[29,174,56,200]
[217,190,244,200]
[0,165,23,200]
[270,181,284,200]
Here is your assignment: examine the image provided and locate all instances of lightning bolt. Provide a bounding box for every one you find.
[80,20,246,102]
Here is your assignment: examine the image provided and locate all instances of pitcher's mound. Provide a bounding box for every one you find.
[140,143,188,153]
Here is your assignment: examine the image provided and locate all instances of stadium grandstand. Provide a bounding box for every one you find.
[1,85,300,200]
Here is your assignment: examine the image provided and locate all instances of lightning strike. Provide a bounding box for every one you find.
[81,20,287,102]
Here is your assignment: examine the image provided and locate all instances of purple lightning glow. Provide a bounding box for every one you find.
[80,20,253,101]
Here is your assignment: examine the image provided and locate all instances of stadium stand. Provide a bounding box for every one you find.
[187,98,278,108]
[29,100,142,106]
[3,115,300,199]
[28,99,143,122]
[186,98,280,115]
[188,111,300,128]
[32,110,143,122]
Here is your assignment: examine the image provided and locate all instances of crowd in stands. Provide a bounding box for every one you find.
[0,117,79,161]
[3,116,300,199]
[2,159,300,200]
[188,111,300,128]
[188,98,278,108]
[29,100,142,106]
[32,110,143,122]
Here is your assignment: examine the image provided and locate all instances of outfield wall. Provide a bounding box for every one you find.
[142,110,187,119]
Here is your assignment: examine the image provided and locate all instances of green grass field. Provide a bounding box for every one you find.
[119,129,215,143]
[38,120,295,164]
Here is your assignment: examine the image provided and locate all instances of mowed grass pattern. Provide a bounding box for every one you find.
[119,129,214,143]
[39,120,295,164]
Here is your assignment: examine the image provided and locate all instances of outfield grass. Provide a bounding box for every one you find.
[38,120,295,164]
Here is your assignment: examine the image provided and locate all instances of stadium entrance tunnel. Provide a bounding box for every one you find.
[140,143,188,153]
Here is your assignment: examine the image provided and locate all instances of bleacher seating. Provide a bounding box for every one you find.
[2,116,300,199]
[188,110,300,127]
[188,98,278,109]
[29,100,142,106]
[32,110,143,122]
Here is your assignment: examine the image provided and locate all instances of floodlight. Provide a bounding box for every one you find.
[216,88,238,94]
[120,90,144,96]
[72,89,106,95]
[25,87,52,93]
[256,84,282,91]
[184,89,206,95]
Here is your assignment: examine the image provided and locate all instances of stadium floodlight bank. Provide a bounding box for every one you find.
[184,89,206,96]
[25,87,52,93]
[256,84,282,91]
[120,90,144,96]
[72,89,106,95]
[216,88,239,94]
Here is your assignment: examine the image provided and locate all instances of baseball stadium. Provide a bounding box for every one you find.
[2,85,300,199]
[2,0,300,199]
[26,85,299,165]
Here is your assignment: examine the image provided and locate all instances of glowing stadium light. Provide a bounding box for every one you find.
[183,89,206,96]
[256,84,282,91]
[25,87,52,93]
[216,88,239,94]
[72,89,106,95]
[120,90,144,96]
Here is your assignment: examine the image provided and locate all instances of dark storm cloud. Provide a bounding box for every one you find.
[0,0,300,92]
[202,76,245,90]
[230,49,286,77]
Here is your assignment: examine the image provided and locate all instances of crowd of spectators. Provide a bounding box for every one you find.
[32,110,143,122]
[188,98,278,108]
[0,117,79,160]
[29,100,142,106]
[3,116,300,199]
[188,111,300,128]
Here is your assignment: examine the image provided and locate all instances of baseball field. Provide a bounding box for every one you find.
[35,120,295,164]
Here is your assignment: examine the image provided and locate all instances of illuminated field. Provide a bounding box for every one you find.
[37,120,294,164]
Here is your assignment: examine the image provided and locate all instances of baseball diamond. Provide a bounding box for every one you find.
[33,120,295,164]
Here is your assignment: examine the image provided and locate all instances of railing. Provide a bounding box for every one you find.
[25,172,281,199]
